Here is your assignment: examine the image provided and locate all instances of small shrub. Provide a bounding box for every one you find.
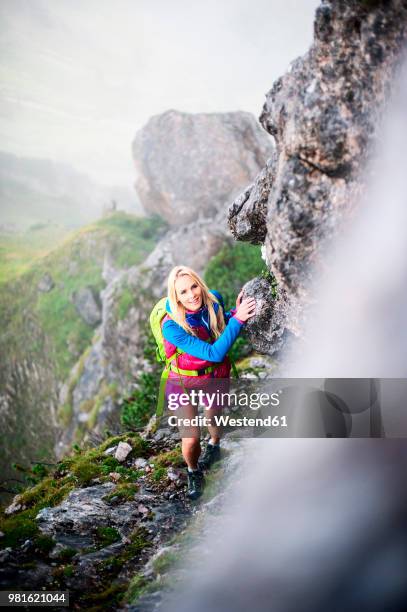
[0,512,39,549]
[204,242,264,361]
[121,372,160,429]
[154,447,183,468]
[95,526,121,546]
[204,242,264,308]
[63,564,74,577]
[152,467,167,482]
[33,533,56,553]
[70,460,100,486]
[58,547,78,562]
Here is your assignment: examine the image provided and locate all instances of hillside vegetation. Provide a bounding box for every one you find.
[0,223,72,285]
[0,212,167,504]
[0,212,167,379]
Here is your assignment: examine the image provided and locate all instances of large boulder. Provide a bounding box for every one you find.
[132,110,273,224]
[228,0,407,355]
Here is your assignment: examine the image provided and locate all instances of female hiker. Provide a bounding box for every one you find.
[161,265,256,499]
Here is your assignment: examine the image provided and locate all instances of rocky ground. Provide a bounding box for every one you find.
[0,355,272,610]
[0,423,191,610]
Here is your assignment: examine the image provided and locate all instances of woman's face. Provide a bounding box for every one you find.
[175,275,203,311]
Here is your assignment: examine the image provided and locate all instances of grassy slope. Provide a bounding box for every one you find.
[0,224,72,284]
[0,212,167,380]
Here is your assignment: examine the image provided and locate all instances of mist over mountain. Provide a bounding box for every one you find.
[0,151,143,232]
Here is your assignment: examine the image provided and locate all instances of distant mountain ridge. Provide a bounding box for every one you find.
[0,151,143,231]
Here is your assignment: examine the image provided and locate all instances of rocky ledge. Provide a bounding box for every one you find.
[0,425,193,609]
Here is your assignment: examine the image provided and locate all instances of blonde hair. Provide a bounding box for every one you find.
[167,265,225,339]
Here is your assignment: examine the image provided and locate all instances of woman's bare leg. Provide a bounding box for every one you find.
[179,403,201,469]
[182,437,201,469]
[206,407,221,445]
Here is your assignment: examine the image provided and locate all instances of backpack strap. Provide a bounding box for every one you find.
[156,351,180,418]
[229,356,239,379]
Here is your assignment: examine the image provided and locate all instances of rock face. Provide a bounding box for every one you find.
[133,110,273,224]
[242,277,286,355]
[37,273,54,293]
[72,287,102,326]
[229,0,407,354]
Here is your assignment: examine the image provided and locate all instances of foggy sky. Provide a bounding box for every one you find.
[0,0,318,186]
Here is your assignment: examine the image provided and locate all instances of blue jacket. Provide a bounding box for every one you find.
[162,289,243,363]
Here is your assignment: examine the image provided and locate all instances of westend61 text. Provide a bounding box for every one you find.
[167,415,288,427]
[167,390,281,411]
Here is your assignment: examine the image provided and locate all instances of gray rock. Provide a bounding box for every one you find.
[37,273,54,292]
[48,542,67,559]
[240,277,286,355]
[77,412,90,423]
[139,212,233,296]
[153,430,167,442]
[103,445,117,456]
[36,483,115,533]
[229,154,277,244]
[115,441,132,462]
[228,0,407,354]
[4,494,23,515]
[35,483,140,537]
[0,548,12,563]
[133,109,273,224]
[72,341,104,411]
[71,286,102,326]
[167,468,182,482]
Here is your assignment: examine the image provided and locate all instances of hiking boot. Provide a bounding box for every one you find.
[187,469,204,500]
[198,443,221,471]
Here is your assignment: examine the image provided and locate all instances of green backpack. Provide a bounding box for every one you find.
[149,297,172,364]
[150,297,187,417]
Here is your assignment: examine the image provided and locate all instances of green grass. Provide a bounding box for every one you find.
[0,432,150,549]
[117,283,137,321]
[95,526,121,546]
[151,467,167,482]
[121,371,161,430]
[153,549,182,574]
[204,242,265,309]
[95,213,167,269]
[102,483,140,503]
[152,447,184,468]
[204,241,266,361]
[0,224,72,285]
